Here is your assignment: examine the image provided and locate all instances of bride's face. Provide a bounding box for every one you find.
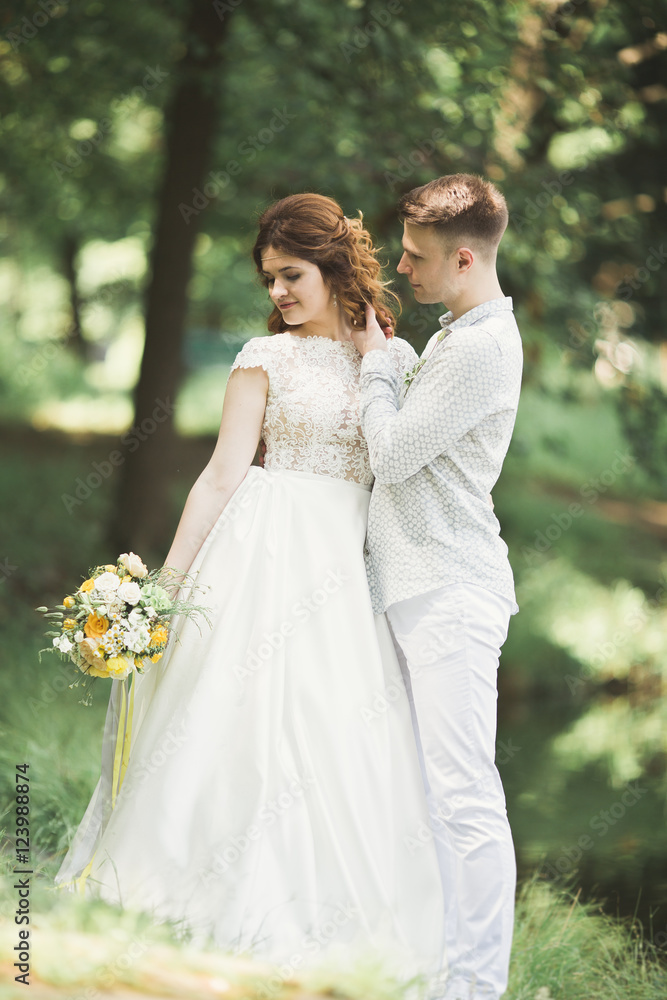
[261,246,335,331]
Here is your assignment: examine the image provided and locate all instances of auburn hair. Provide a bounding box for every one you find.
[252,193,400,334]
[398,173,508,255]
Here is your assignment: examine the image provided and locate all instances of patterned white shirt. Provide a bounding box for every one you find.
[359,296,523,614]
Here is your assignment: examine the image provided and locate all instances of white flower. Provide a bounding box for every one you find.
[54,635,74,653]
[74,630,84,642]
[144,605,157,618]
[122,625,151,653]
[118,581,142,605]
[119,552,148,578]
[128,608,146,626]
[94,572,121,595]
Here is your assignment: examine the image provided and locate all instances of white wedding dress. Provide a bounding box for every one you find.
[56,332,445,982]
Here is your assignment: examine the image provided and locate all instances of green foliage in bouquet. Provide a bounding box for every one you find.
[35,552,212,704]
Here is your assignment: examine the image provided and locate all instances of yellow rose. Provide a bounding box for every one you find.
[84,611,109,639]
[84,660,109,677]
[119,552,148,578]
[78,638,108,677]
[80,578,95,593]
[122,575,132,584]
[85,662,109,678]
[63,596,75,608]
[79,637,100,663]
[106,656,131,679]
[150,624,169,648]
[62,618,78,630]
[104,564,118,573]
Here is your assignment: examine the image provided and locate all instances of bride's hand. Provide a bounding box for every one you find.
[161,566,186,601]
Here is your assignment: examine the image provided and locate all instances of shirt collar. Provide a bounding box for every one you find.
[438,295,513,332]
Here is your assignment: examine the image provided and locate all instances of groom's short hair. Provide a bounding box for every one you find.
[398,174,508,258]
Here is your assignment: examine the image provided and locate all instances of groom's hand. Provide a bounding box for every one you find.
[351,303,391,357]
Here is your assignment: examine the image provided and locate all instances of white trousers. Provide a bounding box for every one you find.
[386,584,516,1000]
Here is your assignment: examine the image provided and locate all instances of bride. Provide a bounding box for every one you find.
[56,193,446,982]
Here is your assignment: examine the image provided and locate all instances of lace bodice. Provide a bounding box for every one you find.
[230,333,418,486]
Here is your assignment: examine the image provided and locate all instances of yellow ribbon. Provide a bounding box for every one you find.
[75,857,95,896]
[111,675,135,808]
[119,675,135,790]
[63,675,136,895]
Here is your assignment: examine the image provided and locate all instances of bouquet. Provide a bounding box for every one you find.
[36,551,212,704]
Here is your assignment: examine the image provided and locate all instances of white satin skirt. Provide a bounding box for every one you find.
[56,467,445,981]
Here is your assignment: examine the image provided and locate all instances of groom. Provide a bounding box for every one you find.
[351,174,522,1000]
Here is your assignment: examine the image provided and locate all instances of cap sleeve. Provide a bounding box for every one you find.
[230,336,273,375]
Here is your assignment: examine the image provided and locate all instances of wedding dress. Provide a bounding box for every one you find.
[55,332,446,982]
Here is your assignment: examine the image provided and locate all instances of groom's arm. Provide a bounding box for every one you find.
[359,330,504,485]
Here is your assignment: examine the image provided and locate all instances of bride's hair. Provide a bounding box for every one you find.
[252,193,400,335]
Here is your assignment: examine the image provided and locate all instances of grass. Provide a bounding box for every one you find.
[1,863,665,999]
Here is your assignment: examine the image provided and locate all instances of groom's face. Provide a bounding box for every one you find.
[397,222,458,305]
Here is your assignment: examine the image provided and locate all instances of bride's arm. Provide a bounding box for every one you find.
[162,365,268,590]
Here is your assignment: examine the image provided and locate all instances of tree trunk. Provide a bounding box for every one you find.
[107,0,233,563]
[62,233,87,358]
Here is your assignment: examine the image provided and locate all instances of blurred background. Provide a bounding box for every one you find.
[1,0,666,966]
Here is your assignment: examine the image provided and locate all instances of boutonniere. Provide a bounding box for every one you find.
[403,328,449,391]
[403,358,426,389]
